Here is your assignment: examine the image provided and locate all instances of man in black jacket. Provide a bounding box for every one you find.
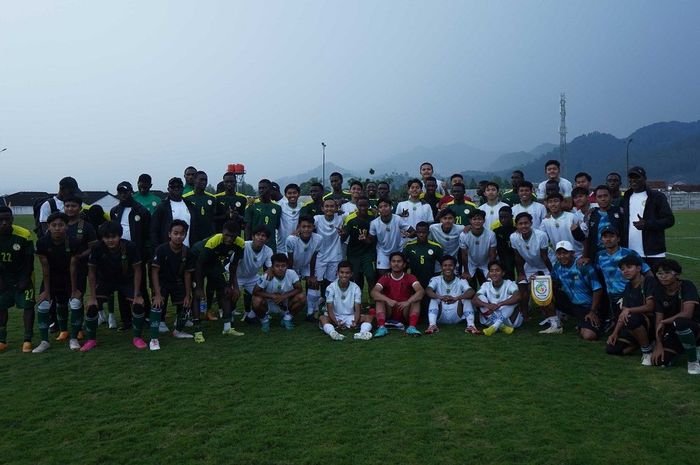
[620,166,675,271]
[583,185,624,264]
[151,177,197,248]
[111,181,152,326]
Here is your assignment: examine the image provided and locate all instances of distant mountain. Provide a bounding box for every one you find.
[367,143,500,177]
[275,162,362,187]
[506,120,700,184]
[483,143,555,172]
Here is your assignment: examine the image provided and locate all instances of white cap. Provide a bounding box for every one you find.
[555,240,574,252]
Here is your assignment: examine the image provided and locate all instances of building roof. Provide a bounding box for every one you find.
[3,191,51,207]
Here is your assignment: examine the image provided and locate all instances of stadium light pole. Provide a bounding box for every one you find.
[321,142,326,190]
[625,138,633,185]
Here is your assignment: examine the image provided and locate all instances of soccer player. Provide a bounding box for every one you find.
[605,255,656,364]
[183,166,197,195]
[38,177,81,235]
[419,162,445,195]
[511,181,546,229]
[365,181,378,203]
[111,181,152,325]
[572,186,593,220]
[300,182,325,218]
[582,185,623,264]
[215,171,248,233]
[403,221,443,290]
[33,213,81,352]
[419,176,443,218]
[339,180,363,218]
[370,252,425,337]
[245,179,281,252]
[443,183,477,227]
[574,172,597,205]
[270,182,284,202]
[395,179,434,237]
[510,212,555,328]
[64,196,97,332]
[314,198,345,295]
[500,170,528,206]
[459,210,496,286]
[0,207,35,352]
[429,209,462,267]
[319,261,374,340]
[536,159,572,209]
[343,197,377,300]
[478,182,508,230]
[369,198,409,275]
[323,172,352,203]
[493,206,517,280]
[595,226,650,329]
[287,216,322,321]
[437,173,466,208]
[182,171,217,244]
[552,240,603,341]
[252,253,306,332]
[151,220,196,346]
[424,255,474,334]
[472,261,522,336]
[151,177,195,247]
[192,220,246,342]
[650,259,700,374]
[133,173,161,214]
[277,183,301,251]
[233,225,274,324]
[606,172,623,207]
[540,193,584,262]
[84,221,144,351]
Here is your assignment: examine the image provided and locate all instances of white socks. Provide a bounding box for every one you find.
[306,289,321,315]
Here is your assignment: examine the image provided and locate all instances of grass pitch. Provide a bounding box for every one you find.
[2,213,699,465]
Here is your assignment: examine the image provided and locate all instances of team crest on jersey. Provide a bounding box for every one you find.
[152,201,157,206]
[464,208,470,214]
[12,243,20,251]
[614,213,619,218]
[428,249,434,255]
[662,301,669,307]
[135,215,141,222]
[235,202,241,207]
[207,199,213,205]
[271,208,277,214]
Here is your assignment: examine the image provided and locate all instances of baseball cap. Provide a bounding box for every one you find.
[59,176,82,193]
[600,225,619,236]
[555,240,575,252]
[117,181,134,192]
[627,166,647,178]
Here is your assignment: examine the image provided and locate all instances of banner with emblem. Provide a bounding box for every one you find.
[530,275,553,307]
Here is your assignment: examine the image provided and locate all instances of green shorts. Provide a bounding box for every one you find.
[348,254,377,286]
[0,279,35,311]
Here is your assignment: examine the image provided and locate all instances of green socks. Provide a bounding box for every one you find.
[676,328,698,363]
[132,308,145,338]
[37,302,51,342]
[149,308,162,339]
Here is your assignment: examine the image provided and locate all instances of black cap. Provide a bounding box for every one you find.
[117,181,133,192]
[168,177,184,187]
[628,166,647,178]
[59,176,81,193]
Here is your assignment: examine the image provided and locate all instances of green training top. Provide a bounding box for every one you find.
[244,199,281,251]
[403,239,443,287]
[343,212,375,258]
[183,191,217,243]
[0,225,34,280]
[132,192,162,214]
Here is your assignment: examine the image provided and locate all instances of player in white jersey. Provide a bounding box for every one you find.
[276,183,301,252]
[424,255,476,334]
[536,159,573,210]
[318,261,374,340]
[286,215,322,322]
[472,261,522,336]
[459,210,496,285]
[395,179,434,242]
[478,181,509,231]
[369,198,409,273]
[229,225,273,324]
[340,180,363,218]
[252,253,306,332]
[428,209,462,272]
[540,193,585,262]
[314,199,346,283]
[420,162,446,195]
[511,181,547,229]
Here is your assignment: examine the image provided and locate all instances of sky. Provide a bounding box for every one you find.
[1,0,699,193]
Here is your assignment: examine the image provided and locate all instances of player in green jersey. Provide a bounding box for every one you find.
[244,179,281,252]
[444,183,478,226]
[403,222,443,290]
[132,173,162,214]
[215,172,248,232]
[183,171,217,244]
[343,196,377,300]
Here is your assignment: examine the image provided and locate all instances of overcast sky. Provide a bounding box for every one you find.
[1,0,699,193]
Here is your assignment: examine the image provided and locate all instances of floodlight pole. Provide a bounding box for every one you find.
[321,142,327,189]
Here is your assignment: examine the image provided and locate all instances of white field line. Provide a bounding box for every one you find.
[667,252,700,262]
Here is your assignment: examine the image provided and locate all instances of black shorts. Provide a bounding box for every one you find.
[50,279,71,305]
[559,301,602,336]
[156,284,187,307]
[95,281,135,301]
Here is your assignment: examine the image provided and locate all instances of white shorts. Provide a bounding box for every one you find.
[376,253,391,270]
[478,304,519,327]
[315,260,340,282]
[320,313,355,329]
[238,276,260,294]
[428,299,474,325]
[267,300,289,314]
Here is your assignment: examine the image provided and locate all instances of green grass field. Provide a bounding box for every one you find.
[2,213,699,465]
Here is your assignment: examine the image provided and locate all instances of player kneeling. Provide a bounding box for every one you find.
[424,255,475,334]
[369,252,425,337]
[252,254,306,332]
[472,261,522,336]
[319,261,374,340]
